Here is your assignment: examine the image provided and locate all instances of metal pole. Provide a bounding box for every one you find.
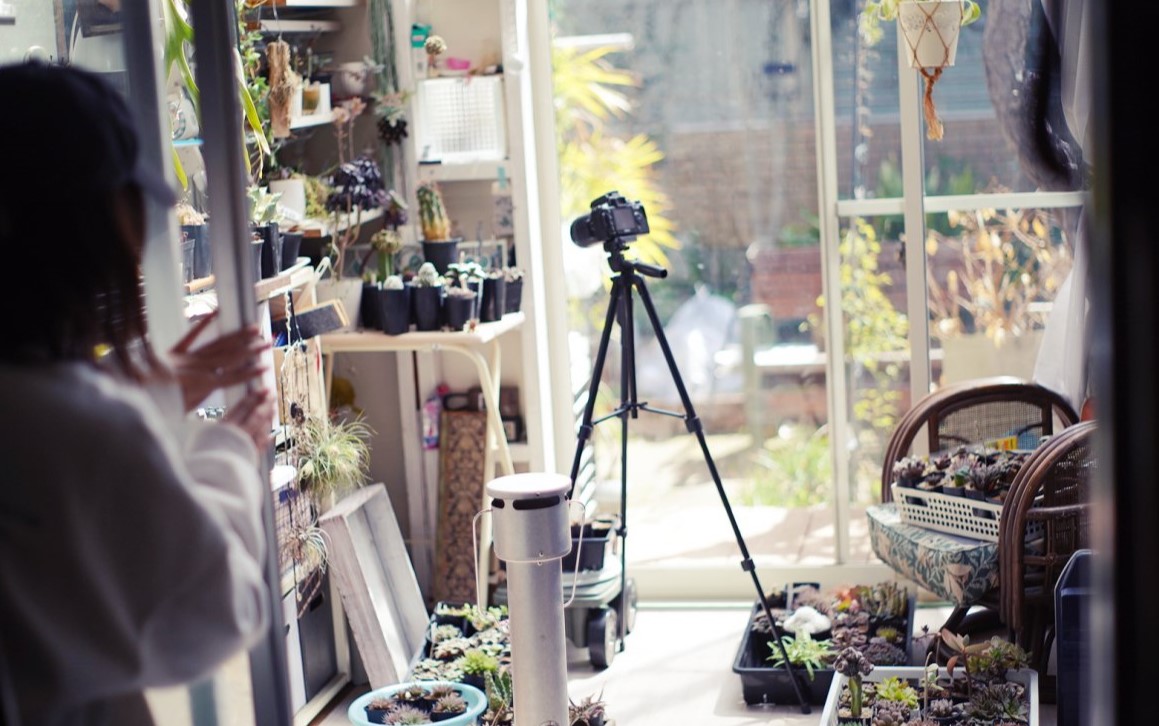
[187,2,292,725]
[487,474,572,726]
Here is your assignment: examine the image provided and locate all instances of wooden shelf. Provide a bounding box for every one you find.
[289,110,336,130]
[255,18,341,33]
[255,257,315,301]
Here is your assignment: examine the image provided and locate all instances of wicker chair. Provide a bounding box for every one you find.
[999,420,1096,679]
[880,376,1079,504]
[871,376,1079,647]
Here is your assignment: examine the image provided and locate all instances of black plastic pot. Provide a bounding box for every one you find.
[361,283,381,332]
[180,234,196,284]
[421,238,460,275]
[378,287,412,335]
[443,292,477,331]
[411,285,443,331]
[505,278,523,313]
[182,223,212,279]
[280,231,303,271]
[250,238,264,285]
[480,276,506,322]
[561,522,613,572]
[254,222,281,279]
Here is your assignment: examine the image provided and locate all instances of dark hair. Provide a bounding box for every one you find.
[0,63,161,379]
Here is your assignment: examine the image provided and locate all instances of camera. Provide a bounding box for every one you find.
[569,191,650,247]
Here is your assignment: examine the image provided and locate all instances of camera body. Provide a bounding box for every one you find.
[570,191,650,247]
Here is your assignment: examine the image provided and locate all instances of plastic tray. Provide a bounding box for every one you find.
[892,484,1044,542]
[819,666,1039,725]
[732,592,916,706]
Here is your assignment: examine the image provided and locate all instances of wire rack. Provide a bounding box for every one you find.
[415,76,507,163]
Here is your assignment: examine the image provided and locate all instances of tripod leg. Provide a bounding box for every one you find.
[616,273,635,649]
[632,275,813,714]
[568,281,624,499]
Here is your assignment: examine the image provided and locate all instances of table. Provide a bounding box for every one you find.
[319,312,525,603]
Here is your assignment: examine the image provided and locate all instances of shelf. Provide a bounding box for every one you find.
[256,18,341,33]
[294,206,384,239]
[320,312,525,352]
[417,160,510,182]
[289,110,336,130]
[255,257,316,301]
[256,0,357,7]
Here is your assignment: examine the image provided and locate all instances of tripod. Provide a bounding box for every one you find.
[567,237,812,713]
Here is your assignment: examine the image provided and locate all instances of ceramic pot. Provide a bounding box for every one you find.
[897,0,964,68]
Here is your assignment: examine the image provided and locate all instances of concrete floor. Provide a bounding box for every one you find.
[313,602,1058,725]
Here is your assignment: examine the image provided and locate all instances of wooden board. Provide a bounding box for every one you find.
[318,485,429,688]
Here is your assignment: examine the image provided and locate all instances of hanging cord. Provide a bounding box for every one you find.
[920,66,945,141]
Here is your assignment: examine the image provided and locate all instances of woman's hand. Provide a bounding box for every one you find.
[170,311,271,412]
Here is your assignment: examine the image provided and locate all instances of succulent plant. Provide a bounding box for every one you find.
[410,658,443,680]
[366,696,396,711]
[413,262,443,287]
[433,637,472,661]
[485,669,514,713]
[394,684,428,704]
[783,605,832,635]
[967,682,1027,722]
[568,691,607,726]
[432,693,467,715]
[875,676,919,709]
[384,274,405,290]
[926,698,955,718]
[834,647,874,718]
[892,456,928,484]
[767,631,836,681]
[458,649,500,675]
[832,627,869,650]
[863,581,908,619]
[863,640,910,666]
[431,624,463,643]
[426,684,458,700]
[384,704,427,725]
[966,637,1031,682]
[870,700,910,726]
[835,610,871,632]
[416,182,452,241]
[751,607,790,636]
[874,626,902,644]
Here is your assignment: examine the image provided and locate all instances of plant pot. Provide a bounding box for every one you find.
[964,487,986,501]
[479,276,506,322]
[897,0,964,69]
[347,681,486,726]
[315,277,364,332]
[444,292,477,331]
[254,222,281,279]
[269,178,307,220]
[942,485,968,498]
[411,285,443,331]
[250,238,264,285]
[180,233,196,284]
[505,278,523,313]
[361,283,381,332]
[378,287,412,335]
[182,223,212,279]
[280,231,303,271]
[422,238,461,275]
[837,717,872,726]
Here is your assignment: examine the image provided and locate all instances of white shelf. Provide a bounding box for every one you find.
[260,0,357,7]
[417,160,510,182]
[289,110,336,130]
[295,207,384,239]
[258,18,341,33]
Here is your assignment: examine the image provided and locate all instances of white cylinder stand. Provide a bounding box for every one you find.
[486,473,572,726]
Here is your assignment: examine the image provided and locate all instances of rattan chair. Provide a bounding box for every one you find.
[880,376,1079,504]
[873,376,1080,646]
[999,420,1096,678]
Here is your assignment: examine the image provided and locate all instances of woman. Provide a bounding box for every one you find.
[0,62,273,725]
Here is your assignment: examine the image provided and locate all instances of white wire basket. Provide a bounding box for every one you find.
[415,76,507,163]
[891,484,1044,543]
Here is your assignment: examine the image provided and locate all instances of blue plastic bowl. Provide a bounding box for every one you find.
[347,680,487,726]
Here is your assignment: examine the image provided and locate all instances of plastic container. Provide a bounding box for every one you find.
[347,680,486,726]
[891,483,1044,542]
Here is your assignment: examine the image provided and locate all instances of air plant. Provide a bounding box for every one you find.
[766,631,836,681]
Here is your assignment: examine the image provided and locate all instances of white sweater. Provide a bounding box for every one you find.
[0,362,269,725]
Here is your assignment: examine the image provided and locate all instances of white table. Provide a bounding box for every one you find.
[319,312,525,603]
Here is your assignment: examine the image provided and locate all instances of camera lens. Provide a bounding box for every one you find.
[570,214,600,248]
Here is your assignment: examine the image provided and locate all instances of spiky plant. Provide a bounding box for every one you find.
[412,261,443,288]
[431,693,467,716]
[294,414,373,503]
[426,684,458,701]
[485,669,514,714]
[892,456,928,485]
[568,691,606,726]
[384,704,427,725]
[416,182,452,241]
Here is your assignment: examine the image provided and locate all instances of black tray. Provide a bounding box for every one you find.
[732,591,917,706]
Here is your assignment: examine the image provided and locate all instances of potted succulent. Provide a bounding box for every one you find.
[409,262,445,332]
[176,201,210,280]
[376,274,412,335]
[455,650,498,691]
[348,681,485,726]
[417,182,461,274]
[478,268,506,323]
[859,0,981,140]
[568,692,607,726]
[248,186,284,280]
[833,647,874,725]
[503,267,524,314]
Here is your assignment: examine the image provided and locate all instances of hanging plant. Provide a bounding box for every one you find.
[859,0,982,140]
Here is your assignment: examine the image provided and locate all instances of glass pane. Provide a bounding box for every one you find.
[928,205,1080,387]
[554,0,834,574]
[837,216,912,506]
[832,0,904,201]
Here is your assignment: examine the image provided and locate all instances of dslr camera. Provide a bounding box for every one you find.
[570,191,650,247]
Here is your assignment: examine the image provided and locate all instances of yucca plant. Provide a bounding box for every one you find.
[416,182,453,241]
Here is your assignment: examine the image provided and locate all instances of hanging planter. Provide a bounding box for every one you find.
[860,0,981,140]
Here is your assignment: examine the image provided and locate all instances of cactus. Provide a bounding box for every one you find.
[416,182,452,241]
[413,262,444,288]
[432,693,467,716]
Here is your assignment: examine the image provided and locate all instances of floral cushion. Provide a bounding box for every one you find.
[866,503,999,606]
